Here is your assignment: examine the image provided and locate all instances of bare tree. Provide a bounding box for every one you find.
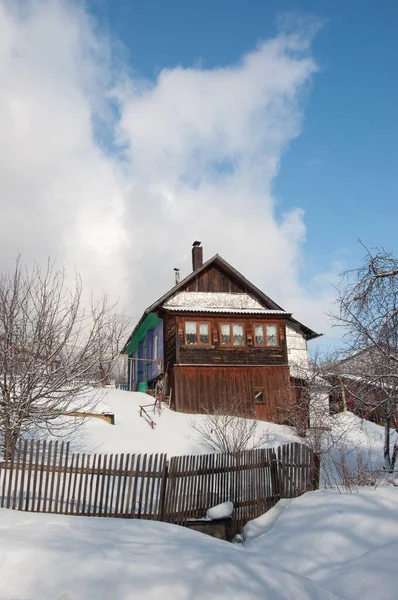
[331,244,398,470]
[0,257,129,454]
[190,396,269,454]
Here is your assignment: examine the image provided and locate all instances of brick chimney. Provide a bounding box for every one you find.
[192,241,203,271]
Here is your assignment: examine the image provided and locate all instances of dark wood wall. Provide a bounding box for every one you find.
[184,265,247,293]
[174,314,288,366]
[173,365,293,422]
[163,312,177,369]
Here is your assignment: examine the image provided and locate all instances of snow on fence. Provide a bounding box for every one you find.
[0,441,319,529]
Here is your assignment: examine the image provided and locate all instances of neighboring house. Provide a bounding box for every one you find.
[122,243,321,423]
[330,346,398,424]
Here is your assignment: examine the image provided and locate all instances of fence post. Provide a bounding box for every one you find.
[270,450,280,501]
[158,459,169,521]
[312,452,320,490]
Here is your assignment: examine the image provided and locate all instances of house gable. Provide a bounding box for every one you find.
[122,250,321,356]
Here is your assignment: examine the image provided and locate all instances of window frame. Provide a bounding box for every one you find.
[253,322,280,347]
[219,322,245,347]
[184,320,212,346]
[254,388,266,404]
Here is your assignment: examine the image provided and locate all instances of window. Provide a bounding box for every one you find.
[255,325,265,345]
[253,323,279,346]
[233,324,244,346]
[153,334,159,359]
[185,321,210,345]
[220,323,245,346]
[254,389,266,404]
[266,324,278,346]
[185,322,197,344]
[221,324,230,345]
[199,323,209,344]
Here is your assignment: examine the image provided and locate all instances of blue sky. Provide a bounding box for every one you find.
[1,0,397,342]
[89,0,398,273]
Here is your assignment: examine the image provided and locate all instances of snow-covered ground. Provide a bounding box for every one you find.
[1,488,398,599]
[63,389,393,488]
[0,503,339,600]
[64,388,301,456]
[244,488,398,600]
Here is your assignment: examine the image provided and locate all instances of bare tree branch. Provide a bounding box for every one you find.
[0,256,130,454]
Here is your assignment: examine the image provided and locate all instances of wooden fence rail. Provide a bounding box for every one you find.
[0,441,318,529]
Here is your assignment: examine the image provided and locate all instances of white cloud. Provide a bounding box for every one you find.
[0,0,337,335]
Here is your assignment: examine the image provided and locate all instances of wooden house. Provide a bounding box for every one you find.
[122,243,320,423]
[329,346,398,425]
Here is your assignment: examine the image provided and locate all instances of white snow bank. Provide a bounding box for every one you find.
[319,540,398,600]
[206,501,233,520]
[0,508,339,600]
[245,488,398,581]
[242,499,291,541]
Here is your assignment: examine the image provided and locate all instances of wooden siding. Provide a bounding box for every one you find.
[184,264,247,294]
[163,312,177,369]
[175,314,288,366]
[173,365,292,422]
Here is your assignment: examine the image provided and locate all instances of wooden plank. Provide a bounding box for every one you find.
[12,440,22,510]
[202,454,209,517]
[179,455,189,521]
[125,454,135,517]
[98,454,108,516]
[305,446,312,492]
[104,454,113,516]
[114,453,125,515]
[36,441,46,512]
[93,453,102,515]
[65,453,75,515]
[188,454,197,520]
[71,453,80,514]
[130,454,140,517]
[137,454,147,518]
[51,440,66,513]
[87,453,97,515]
[27,439,38,513]
[60,442,70,514]
[18,439,28,511]
[0,438,9,508]
[312,451,320,490]
[76,453,86,514]
[147,453,157,519]
[157,456,168,521]
[48,440,59,513]
[42,440,53,513]
[82,455,91,514]
[119,454,130,516]
[187,454,195,519]
[5,443,14,509]
[109,454,119,516]
[29,441,40,511]
[168,454,178,520]
[192,454,200,518]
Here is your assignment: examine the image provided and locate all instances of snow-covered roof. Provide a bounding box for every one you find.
[163,292,289,315]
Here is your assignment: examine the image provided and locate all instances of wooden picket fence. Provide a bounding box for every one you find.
[0,440,318,529]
